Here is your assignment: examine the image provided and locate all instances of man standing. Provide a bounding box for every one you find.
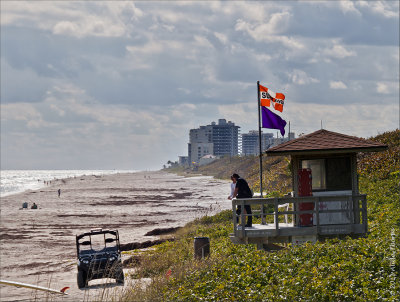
[229,173,252,227]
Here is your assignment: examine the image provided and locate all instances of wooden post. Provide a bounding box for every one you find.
[292,157,299,227]
[347,195,353,225]
[261,204,266,225]
[315,197,320,232]
[241,200,245,238]
[232,200,237,236]
[274,198,279,235]
[353,196,360,225]
[351,154,359,194]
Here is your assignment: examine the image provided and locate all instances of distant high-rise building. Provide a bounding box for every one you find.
[188,119,240,165]
[241,131,274,155]
[241,131,295,155]
[188,126,213,165]
[211,119,240,157]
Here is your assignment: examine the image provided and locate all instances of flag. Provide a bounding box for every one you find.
[261,107,287,136]
[259,84,285,112]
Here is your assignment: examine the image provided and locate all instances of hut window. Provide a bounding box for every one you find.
[301,159,326,190]
[301,157,352,191]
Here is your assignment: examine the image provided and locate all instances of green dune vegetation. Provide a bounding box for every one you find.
[123,130,399,301]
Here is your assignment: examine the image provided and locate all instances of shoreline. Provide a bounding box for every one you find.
[0,170,231,301]
[1,170,142,198]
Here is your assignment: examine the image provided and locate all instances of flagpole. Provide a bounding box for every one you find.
[257,81,263,197]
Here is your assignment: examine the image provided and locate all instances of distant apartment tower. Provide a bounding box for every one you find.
[188,126,213,165]
[241,131,295,155]
[188,119,240,165]
[211,119,240,157]
[241,131,274,155]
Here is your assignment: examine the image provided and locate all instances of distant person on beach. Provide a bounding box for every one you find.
[230,173,253,227]
[228,175,237,199]
[22,202,28,209]
[31,203,38,209]
[58,189,61,197]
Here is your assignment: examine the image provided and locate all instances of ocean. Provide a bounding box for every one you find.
[0,170,138,197]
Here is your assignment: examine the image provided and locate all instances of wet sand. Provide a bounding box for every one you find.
[0,171,231,301]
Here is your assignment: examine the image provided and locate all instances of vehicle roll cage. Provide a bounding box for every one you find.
[76,229,121,256]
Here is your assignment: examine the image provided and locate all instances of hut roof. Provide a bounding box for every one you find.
[266,129,387,156]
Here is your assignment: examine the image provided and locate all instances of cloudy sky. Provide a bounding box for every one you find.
[1,1,399,170]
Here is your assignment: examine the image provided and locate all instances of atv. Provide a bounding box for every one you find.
[76,229,124,288]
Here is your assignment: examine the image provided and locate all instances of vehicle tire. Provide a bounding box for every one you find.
[77,269,87,289]
[116,268,124,284]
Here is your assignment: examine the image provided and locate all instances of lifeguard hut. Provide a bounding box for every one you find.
[230,129,387,250]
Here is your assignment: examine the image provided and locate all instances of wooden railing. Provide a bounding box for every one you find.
[232,195,367,238]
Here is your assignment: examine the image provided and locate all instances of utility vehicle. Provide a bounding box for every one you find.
[76,229,124,288]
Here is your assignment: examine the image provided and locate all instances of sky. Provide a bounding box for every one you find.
[1,1,399,171]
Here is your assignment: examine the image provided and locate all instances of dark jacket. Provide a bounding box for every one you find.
[236,178,252,198]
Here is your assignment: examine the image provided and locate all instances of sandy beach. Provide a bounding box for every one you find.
[0,171,231,301]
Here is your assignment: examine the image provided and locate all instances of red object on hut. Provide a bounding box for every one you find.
[298,168,314,226]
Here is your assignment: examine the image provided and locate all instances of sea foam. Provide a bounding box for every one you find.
[1,170,137,197]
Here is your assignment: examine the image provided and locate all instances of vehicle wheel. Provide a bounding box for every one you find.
[77,270,87,289]
[116,268,124,284]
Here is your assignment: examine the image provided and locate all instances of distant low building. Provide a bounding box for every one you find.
[178,156,189,167]
[198,154,218,166]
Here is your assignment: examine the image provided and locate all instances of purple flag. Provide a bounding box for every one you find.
[261,107,287,136]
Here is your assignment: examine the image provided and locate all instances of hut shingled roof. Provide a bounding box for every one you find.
[266,129,387,156]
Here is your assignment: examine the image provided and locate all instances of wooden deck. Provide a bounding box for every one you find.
[230,195,367,246]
